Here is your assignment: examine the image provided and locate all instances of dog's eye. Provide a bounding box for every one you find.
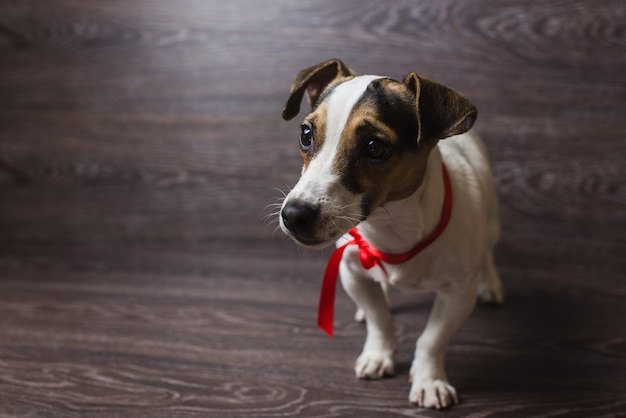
[300,124,313,151]
[365,138,389,161]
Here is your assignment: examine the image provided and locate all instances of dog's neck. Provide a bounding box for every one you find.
[355,147,446,254]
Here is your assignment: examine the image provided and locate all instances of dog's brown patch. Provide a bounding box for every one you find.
[332,78,435,216]
[299,103,328,172]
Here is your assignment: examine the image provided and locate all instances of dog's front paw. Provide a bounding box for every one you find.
[355,349,395,379]
[409,378,458,409]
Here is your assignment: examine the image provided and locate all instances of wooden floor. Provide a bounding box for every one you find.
[1,1,625,416]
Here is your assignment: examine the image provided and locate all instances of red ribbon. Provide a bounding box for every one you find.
[317,163,453,337]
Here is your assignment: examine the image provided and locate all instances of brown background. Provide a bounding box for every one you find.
[1,1,625,417]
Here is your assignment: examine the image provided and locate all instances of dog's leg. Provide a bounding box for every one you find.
[340,262,396,379]
[409,280,477,409]
[354,282,389,322]
[477,251,505,304]
[477,210,505,304]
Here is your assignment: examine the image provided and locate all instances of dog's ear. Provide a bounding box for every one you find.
[403,73,477,144]
[282,59,356,121]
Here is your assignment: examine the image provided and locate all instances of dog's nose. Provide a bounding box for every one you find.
[281,201,320,235]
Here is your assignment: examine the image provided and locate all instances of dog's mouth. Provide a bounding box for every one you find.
[290,235,336,249]
[281,225,344,249]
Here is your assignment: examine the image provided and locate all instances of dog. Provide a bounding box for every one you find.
[278,59,504,409]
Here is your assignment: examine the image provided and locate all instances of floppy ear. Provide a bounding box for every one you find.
[403,73,477,143]
[282,59,356,121]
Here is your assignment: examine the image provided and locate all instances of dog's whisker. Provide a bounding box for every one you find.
[262,190,287,227]
[262,207,281,220]
[271,187,290,198]
[262,207,284,232]
[335,216,361,225]
[340,210,363,218]
[264,207,279,214]
[335,213,363,222]
[272,224,283,238]
[330,219,346,235]
[263,216,280,228]
[262,208,283,221]
[337,202,364,211]
[264,199,285,210]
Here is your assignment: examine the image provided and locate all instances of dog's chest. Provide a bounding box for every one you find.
[342,245,451,292]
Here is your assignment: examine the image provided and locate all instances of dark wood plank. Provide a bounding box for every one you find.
[1,0,625,416]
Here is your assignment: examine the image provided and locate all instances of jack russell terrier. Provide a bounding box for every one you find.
[278,59,504,409]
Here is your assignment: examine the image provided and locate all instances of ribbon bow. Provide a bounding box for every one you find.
[351,230,388,274]
[317,163,453,337]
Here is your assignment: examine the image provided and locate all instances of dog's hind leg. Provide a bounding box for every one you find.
[477,201,504,304]
[340,255,396,379]
[477,250,504,304]
[354,282,389,322]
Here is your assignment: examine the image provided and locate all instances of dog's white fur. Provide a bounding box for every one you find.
[280,72,504,409]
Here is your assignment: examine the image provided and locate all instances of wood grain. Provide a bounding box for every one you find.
[1,0,626,416]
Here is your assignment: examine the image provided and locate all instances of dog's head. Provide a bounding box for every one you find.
[279,59,476,248]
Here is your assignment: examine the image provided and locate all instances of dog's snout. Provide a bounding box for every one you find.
[281,201,320,235]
